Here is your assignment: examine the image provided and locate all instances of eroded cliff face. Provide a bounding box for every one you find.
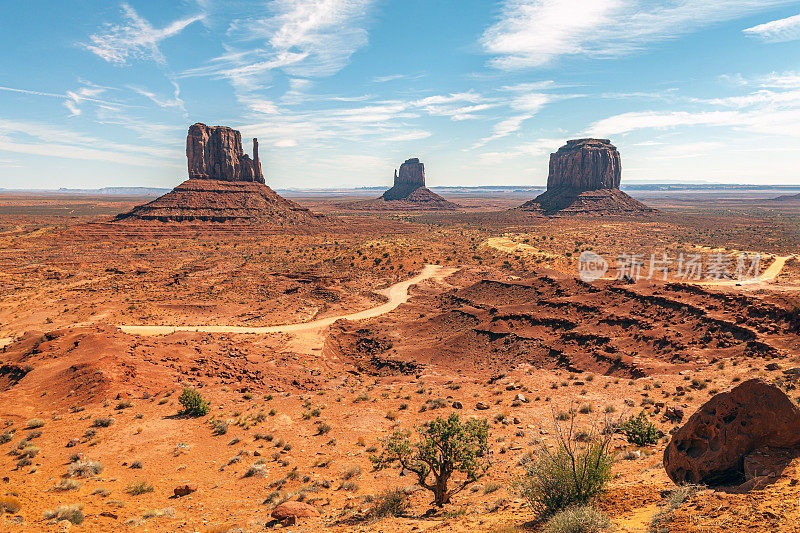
[547,139,621,192]
[186,123,264,183]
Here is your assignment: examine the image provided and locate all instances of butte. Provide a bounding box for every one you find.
[115,123,329,226]
[518,138,655,216]
[346,157,459,210]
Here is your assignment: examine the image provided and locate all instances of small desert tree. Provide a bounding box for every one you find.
[371,413,490,507]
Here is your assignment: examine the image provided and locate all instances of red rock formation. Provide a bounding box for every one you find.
[115,123,330,226]
[519,138,654,216]
[663,379,800,486]
[548,139,621,191]
[382,157,426,200]
[346,157,459,210]
[186,123,264,183]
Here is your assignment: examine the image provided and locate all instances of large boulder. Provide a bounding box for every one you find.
[271,501,319,521]
[663,379,800,485]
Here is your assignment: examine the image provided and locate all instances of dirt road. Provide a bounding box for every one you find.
[118,264,458,336]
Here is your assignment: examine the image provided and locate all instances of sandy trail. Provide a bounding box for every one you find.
[483,237,794,287]
[118,264,458,337]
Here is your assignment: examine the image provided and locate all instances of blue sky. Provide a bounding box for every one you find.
[1,0,799,189]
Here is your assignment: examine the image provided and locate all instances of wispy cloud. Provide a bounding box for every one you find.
[482,0,796,69]
[82,3,203,66]
[0,117,182,167]
[587,73,800,138]
[185,0,376,111]
[744,13,800,43]
[82,3,202,114]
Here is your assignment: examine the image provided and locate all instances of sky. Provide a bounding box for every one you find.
[1,0,799,189]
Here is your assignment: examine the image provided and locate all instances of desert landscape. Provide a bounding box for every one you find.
[0,124,799,533]
[2,2,800,532]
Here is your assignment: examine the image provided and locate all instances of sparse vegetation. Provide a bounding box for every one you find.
[44,504,84,525]
[543,505,611,533]
[68,459,104,478]
[126,481,154,495]
[369,488,410,518]
[25,418,45,429]
[515,414,613,518]
[621,411,659,446]
[179,387,210,417]
[372,413,490,507]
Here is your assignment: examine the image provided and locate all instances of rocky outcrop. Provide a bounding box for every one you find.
[518,139,654,216]
[186,123,264,183]
[664,379,800,486]
[548,139,620,191]
[346,157,459,210]
[115,123,330,226]
[382,158,426,200]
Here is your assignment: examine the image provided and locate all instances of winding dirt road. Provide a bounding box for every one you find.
[484,236,794,287]
[118,264,458,337]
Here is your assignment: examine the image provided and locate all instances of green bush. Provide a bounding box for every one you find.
[126,481,154,495]
[543,505,611,533]
[371,413,490,507]
[621,411,659,446]
[369,488,410,518]
[515,415,612,518]
[179,387,209,417]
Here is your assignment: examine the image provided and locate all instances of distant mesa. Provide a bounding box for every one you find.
[518,138,655,216]
[345,157,459,210]
[115,123,329,226]
[773,192,800,201]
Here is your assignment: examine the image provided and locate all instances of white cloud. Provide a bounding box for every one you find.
[0,117,182,166]
[482,0,796,69]
[273,138,298,147]
[186,0,376,105]
[82,3,203,66]
[83,3,201,114]
[744,13,800,42]
[385,130,432,142]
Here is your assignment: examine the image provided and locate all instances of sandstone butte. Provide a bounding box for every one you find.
[115,123,329,226]
[519,138,655,216]
[347,157,459,211]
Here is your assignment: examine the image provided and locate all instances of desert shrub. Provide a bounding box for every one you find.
[126,481,154,495]
[0,495,21,513]
[341,465,362,480]
[621,411,659,446]
[211,420,228,435]
[371,413,490,507]
[44,504,84,525]
[341,480,359,492]
[25,418,45,429]
[173,443,190,456]
[484,481,502,494]
[93,417,114,428]
[369,488,410,518]
[69,459,104,478]
[317,423,331,435]
[179,388,209,417]
[543,505,611,533]
[649,485,699,533]
[115,399,132,410]
[244,463,268,478]
[51,479,81,492]
[0,431,13,444]
[19,445,39,458]
[130,461,142,469]
[515,414,612,518]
